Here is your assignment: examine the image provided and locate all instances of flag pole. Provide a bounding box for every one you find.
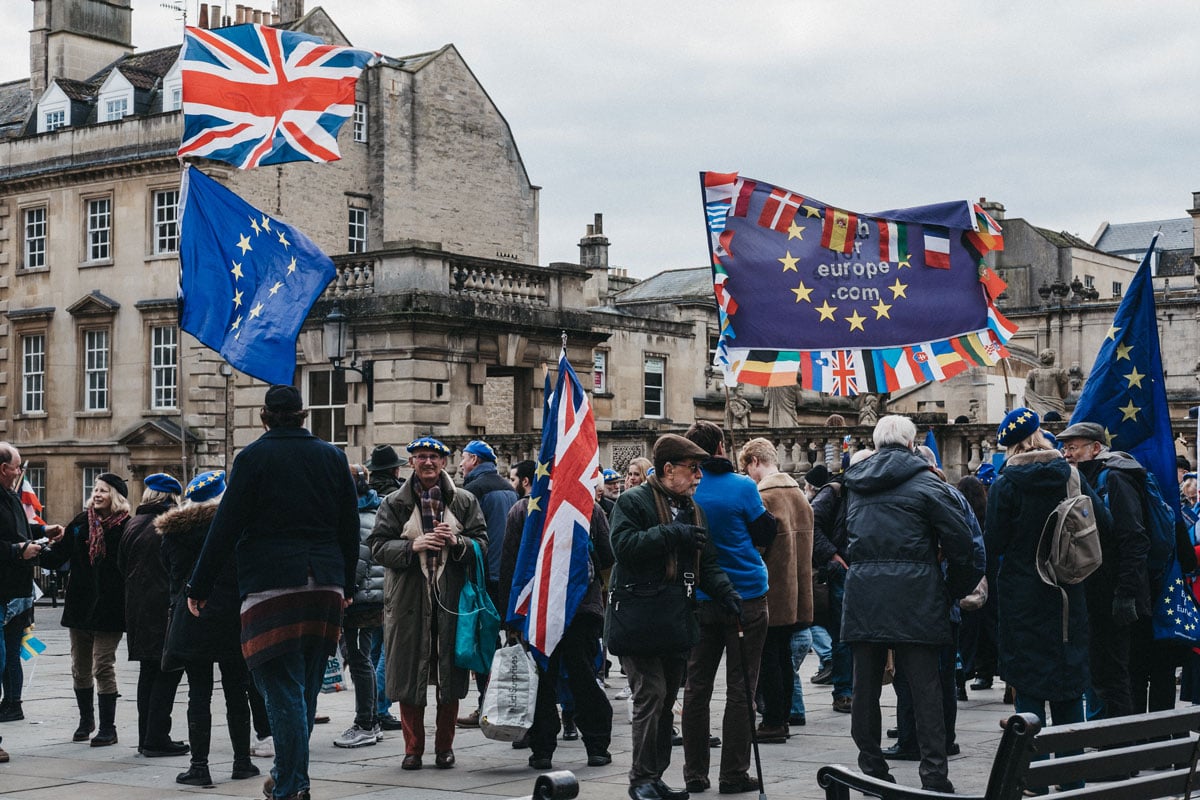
[1000,357,1013,413]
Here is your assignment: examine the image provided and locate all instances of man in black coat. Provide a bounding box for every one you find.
[841,416,978,794]
[808,464,853,710]
[1060,421,1150,721]
[0,442,63,761]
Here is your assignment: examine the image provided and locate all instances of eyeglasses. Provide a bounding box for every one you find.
[411,453,444,462]
[670,462,702,474]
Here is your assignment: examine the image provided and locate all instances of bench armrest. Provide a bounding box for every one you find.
[816,765,985,800]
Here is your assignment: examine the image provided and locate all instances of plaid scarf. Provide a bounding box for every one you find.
[87,506,129,565]
[420,486,444,577]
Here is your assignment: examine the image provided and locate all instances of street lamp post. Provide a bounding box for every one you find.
[323,304,375,412]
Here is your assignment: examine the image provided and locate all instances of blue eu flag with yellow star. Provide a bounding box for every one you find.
[179,165,337,385]
[1070,234,1176,517]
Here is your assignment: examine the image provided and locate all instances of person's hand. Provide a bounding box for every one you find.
[831,554,849,570]
[413,532,444,553]
[719,590,743,620]
[666,523,707,550]
[1112,596,1138,626]
[342,597,354,609]
[43,525,64,542]
[187,597,206,617]
[21,542,42,560]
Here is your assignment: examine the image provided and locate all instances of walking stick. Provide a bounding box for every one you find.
[735,620,768,800]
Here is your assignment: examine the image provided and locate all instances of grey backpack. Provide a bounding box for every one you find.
[1036,465,1101,641]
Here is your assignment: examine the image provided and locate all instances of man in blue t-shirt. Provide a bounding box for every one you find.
[680,421,776,796]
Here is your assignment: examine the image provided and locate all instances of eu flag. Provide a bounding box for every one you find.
[179,166,336,385]
[1070,235,1177,516]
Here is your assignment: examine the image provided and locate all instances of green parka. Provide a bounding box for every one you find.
[367,471,488,706]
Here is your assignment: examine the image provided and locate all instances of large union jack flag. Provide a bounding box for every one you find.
[508,351,600,659]
[178,24,375,169]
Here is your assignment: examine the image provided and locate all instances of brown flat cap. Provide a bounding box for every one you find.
[653,434,708,466]
[1058,421,1105,443]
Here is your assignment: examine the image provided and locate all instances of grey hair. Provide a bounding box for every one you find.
[872,414,917,449]
[915,445,939,468]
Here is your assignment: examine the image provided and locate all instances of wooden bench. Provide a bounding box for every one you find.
[817,706,1200,799]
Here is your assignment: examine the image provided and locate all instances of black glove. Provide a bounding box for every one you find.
[1112,596,1138,626]
[665,523,708,551]
[719,590,743,620]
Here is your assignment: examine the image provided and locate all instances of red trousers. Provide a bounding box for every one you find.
[398,701,458,755]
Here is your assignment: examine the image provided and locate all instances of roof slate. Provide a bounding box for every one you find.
[611,267,712,303]
[1094,218,1193,255]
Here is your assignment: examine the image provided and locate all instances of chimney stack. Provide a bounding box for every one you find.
[277,1,306,21]
[978,197,1005,221]
[198,4,209,28]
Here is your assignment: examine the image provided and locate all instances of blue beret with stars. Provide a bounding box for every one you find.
[186,470,226,503]
[997,407,1040,448]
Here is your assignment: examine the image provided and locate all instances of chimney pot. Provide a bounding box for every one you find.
[594,213,603,235]
[198,4,210,28]
[586,224,594,236]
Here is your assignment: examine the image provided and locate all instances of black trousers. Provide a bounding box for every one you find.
[136,659,184,749]
[1087,600,1133,719]
[852,642,948,789]
[529,614,612,760]
[1128,616,1182,713]
[758,625,797,727]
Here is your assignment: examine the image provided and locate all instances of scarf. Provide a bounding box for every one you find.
[647,474,707,582]
[87,506,130,565]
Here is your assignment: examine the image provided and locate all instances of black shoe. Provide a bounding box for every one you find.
[685,778,710,793]
[0,702,24,722]
[923,779,955,793]
[176,764,213,786]
[718,774,760,794]
[379,713,403,731]
[629,784,661,800]
[709,736,721,748]
[587,752,612,767]
[231,758,261,779]
[970,678,993,691]
[886,727,899,738]
[435,750,455,769]
[654,779,690,800]
[512,731,531,749]
[401,754,422,770]
[882,744,920,761]
[562,718,579,741]
[788,714,806,726]
[142,739,190,757]
[957,686,969,702]
[529,755,553,770]
[671,726,683,746]
[947,742,961,756]
[90,728,118,747]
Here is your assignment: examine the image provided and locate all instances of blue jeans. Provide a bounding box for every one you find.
[809,625,832,665]
[372,634,392,717]
[343,626,380,729]
[789,627,813,717]
[826,564,853,699]
[252,650,327,799]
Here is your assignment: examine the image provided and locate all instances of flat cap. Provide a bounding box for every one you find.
[652,434,708,467]
[1058,421,1106,443]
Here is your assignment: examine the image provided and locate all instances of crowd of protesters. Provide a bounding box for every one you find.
[4,393,1200,800]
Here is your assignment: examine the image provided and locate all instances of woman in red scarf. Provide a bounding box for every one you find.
[41,473,131,746]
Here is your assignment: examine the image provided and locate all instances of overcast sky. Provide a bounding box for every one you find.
[2,1,1196,278]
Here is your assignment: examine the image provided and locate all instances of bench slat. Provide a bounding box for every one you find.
[1025,735,1199,786]
[1041,766,1199,800]
[1035,706,1200,751]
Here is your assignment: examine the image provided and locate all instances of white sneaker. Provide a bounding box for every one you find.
[333,724,379,749]
[373,723,383,742]
[615,686,632,700]
[250,736,274,758]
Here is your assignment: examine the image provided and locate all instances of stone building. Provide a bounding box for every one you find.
[0,0,561,517]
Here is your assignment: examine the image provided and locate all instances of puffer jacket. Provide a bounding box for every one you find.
[840,445,979,646]
[345,490,384,627]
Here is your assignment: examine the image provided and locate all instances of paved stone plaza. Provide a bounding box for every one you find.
[0,613,1017,799]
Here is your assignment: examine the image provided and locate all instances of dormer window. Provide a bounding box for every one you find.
[162,60,183,112]
[104,97,129,122]
[96,69,134,124]
[44,109,66,131]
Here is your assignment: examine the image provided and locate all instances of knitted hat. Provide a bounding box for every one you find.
[96,472,128,498]
[463,440,497,462]
[407,436,450,456]
[804,464,832,489]
[186,471,226,503]
[143,473,183,496]
[997,407,1040,447]
[264,384,302,412]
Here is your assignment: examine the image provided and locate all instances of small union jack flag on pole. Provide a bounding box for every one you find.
[830,350,859,397]
[178,24,375,169]
[508,350,600,659]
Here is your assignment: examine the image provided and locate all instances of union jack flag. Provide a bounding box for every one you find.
[178,24,375,169]
[508,351,600,659]
[830,350,858,397]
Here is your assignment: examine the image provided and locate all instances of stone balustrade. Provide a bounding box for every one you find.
[450,260,550,306]
[325,256,377,297]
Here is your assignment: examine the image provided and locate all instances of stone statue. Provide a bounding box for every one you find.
[763,384,799,428]
[726,386,752,430]
[968,398,980,423]
[857,393,880,427]
[1068,361,1084,393]
[1024,348,1069,417]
